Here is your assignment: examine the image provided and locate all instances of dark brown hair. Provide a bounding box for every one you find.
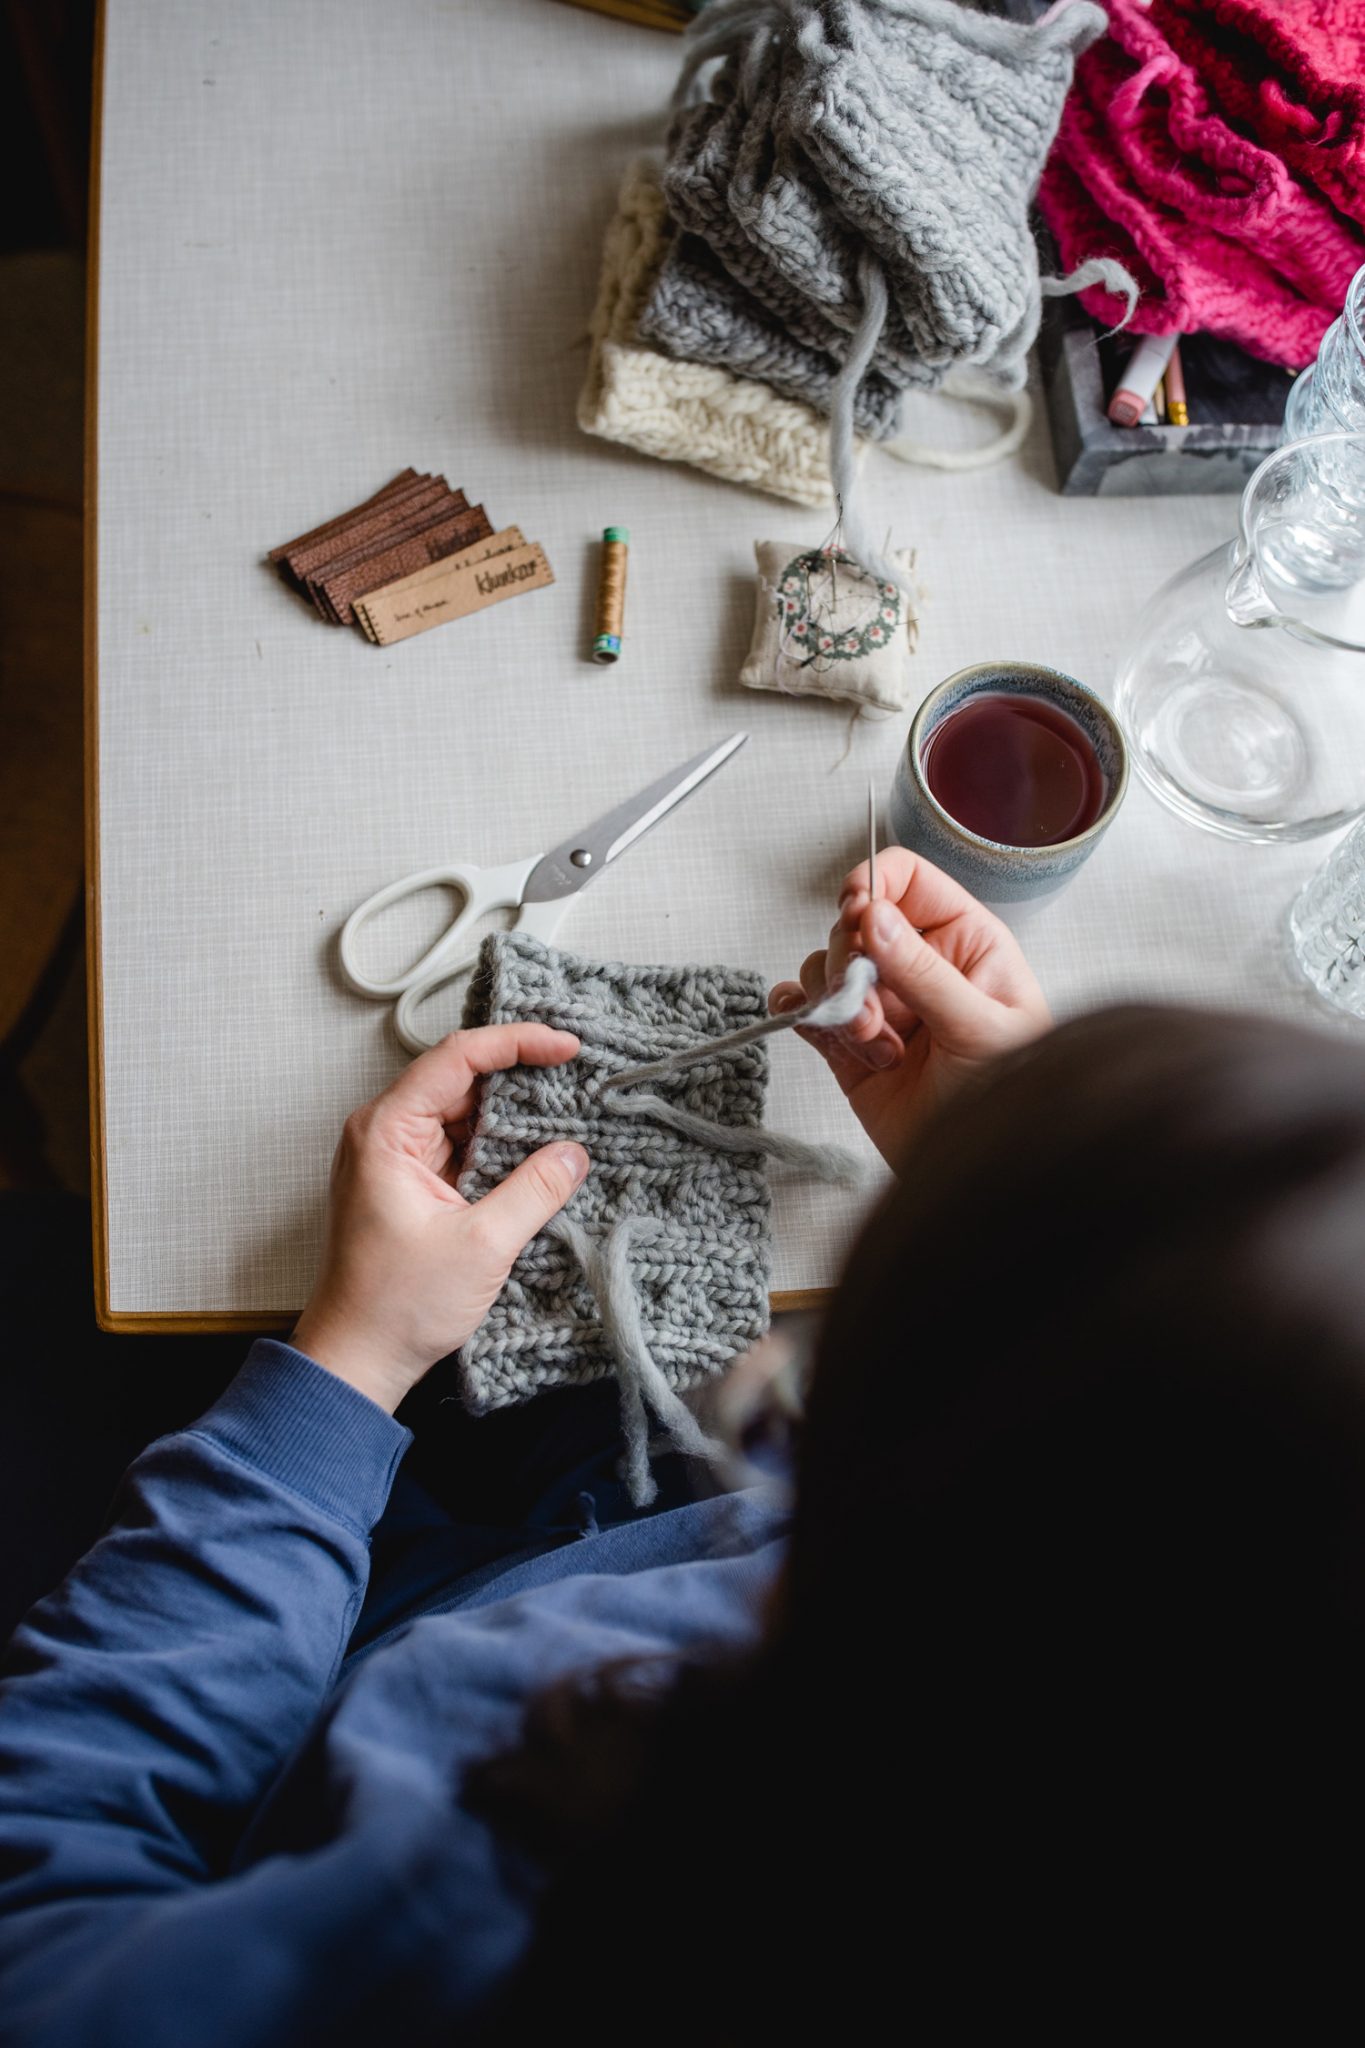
[472,1007,1365,2031]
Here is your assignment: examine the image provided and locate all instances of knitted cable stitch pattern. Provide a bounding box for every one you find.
[578,157,839,507]
[639,227,906,440]
[642,0,1118,585]
[456,931,776,1421]
[653,0,1106,398]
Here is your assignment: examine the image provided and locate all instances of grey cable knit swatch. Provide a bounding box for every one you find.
[456,931,774,1417]
[640,230,906,441]
[651,0,1107,401]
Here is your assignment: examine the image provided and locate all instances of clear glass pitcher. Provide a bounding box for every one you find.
[1284,263,1365,439]
[1114,432,1365,842]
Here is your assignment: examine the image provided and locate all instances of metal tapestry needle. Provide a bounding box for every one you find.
[601,785,882,1096]
[598,957,877,1095]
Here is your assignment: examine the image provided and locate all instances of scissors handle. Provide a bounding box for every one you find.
[392,892,570,1053]
[338,857,540,1001]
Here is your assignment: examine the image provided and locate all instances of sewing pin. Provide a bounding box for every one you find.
[868,777,878,900]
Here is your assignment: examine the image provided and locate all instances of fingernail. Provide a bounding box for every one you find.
[865,1035,899,1070]
[773,990,805,1014]
[556,1143,589,1184]
[870,902,898,944]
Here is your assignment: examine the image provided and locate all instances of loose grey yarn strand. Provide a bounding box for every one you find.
[547,1211,729,1508]
[828,253,908,593]
[1040,256,1140,329]
[601,954,878,1094]
[605,1093,867,1187]
[673,0,792,104]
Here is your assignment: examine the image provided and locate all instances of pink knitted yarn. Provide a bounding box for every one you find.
[1153,0,1365,226]
[1040,158,1336,365]
[1038,0,1365,366]
[1103,0,1363,299]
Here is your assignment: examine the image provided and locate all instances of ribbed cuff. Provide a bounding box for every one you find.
[193,1340,413,1534]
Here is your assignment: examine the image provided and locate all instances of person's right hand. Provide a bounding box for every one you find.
[768,850,1052,1167]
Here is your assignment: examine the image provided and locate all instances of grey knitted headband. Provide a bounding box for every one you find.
[639,229,906,440]
[642,0,1134,582]
[457,931,863,1505]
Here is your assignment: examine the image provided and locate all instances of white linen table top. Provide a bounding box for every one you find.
[93,0,1335,1319]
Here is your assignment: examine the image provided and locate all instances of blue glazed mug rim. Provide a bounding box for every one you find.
[906,661,1130,861]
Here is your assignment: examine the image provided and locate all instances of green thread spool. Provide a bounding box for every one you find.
[593,526,630,664]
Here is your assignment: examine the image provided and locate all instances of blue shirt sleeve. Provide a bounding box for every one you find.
[0,1339,410,2045]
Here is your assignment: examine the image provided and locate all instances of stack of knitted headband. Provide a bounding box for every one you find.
[581,0,1131,573]
[1039,0,1365,367]
[578,157,840,508]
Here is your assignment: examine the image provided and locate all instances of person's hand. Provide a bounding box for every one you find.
[768,850,1051,1166]
[291,1025,588,1413]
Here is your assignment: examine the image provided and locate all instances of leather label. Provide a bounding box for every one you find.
[356,539,554,645]
[353,528,525,642]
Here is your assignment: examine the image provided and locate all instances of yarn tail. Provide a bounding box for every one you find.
[673,0,780,105]
[1041,256,1140,333]
[883,385,1034,473]
[548,1212,729,1508]
[600,955,879,1095]
[606,1091,867,1184]
[829,251,911,593]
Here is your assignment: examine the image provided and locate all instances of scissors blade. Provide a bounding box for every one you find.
[521,732,749,904]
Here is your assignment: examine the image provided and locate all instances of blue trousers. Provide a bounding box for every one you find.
[0,1193,695,1648]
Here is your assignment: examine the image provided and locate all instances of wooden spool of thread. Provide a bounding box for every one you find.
[593,526,629,664]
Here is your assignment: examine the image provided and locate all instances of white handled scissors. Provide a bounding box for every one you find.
[339,732,749,1053]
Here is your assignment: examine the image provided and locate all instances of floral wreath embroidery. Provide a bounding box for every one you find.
[773,546,903,673]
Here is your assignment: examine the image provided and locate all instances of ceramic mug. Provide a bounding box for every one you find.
[887,661,1129,904]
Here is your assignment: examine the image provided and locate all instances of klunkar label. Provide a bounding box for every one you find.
[355,541,554,645]
[475,559,541,595]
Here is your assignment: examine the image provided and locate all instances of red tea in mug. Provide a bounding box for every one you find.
[920,691,1107,847]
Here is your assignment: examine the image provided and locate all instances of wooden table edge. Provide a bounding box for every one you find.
[85,0,113,1331]
[93,1288,834,1336]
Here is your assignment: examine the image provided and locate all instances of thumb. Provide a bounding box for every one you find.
[862,899,1000,1048]
[468,1142,590,1265]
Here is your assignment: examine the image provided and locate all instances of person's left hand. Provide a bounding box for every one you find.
[291,1025,588,1414]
